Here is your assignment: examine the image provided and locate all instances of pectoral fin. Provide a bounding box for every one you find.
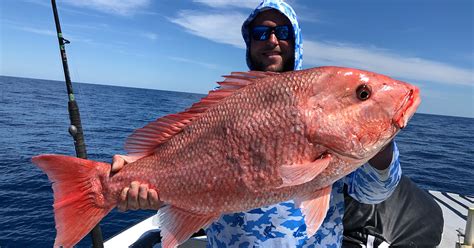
[295,185,332,236]
[277,154,331,188]
[158,205,218,247]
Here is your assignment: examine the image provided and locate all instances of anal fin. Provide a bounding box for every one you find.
[295,185,332,236]
[158,205,218,248]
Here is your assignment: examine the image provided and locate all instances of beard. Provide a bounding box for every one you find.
[250,53,295,72]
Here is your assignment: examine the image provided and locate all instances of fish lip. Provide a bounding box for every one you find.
[393,87,420,129]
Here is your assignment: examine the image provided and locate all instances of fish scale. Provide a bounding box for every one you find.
[32,66,420,248]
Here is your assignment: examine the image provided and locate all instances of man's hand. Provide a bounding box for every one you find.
[368,141,394,170]
[111,155,162,211]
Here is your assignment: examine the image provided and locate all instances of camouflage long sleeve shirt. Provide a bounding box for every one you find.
[205,143,401,247]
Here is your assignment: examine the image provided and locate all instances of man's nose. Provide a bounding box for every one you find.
[267,32,279,45]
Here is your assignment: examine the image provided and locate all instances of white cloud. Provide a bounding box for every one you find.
[169,11,247,49]
[62,0,151,16]
[193,0,259,9]
[169,56,219,69]
[17,27,56,36]
[141,32,158,41]
[11,24,95,44]
[169,10,473,87]
[63,22,110,30]
[22,0,51,8]
[303,41,474,86]
[192,0,321,24]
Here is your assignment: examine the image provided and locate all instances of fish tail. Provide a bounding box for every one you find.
[32,154,113,248]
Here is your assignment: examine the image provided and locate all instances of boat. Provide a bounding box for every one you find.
[104,190,473,247]
[430,191,473,247]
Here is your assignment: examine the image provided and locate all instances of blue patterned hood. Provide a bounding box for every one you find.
[241,0,303,70]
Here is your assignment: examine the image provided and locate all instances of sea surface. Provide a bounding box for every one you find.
[1,75,473,247]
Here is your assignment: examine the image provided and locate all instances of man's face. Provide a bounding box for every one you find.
[249,9,295,72]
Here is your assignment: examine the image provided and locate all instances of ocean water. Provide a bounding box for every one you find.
[0,75,472,247]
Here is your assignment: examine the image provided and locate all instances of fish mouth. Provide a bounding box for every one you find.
[393,87,421,129]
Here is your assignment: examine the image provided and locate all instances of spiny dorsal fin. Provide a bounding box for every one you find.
[124,71,278,157]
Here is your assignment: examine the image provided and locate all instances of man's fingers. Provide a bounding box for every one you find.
[148,189,161,210]
[127,181,140,210]
[117,181,161,211]
[138,184,149,209]
[111,154,139,173]
[111,155,125,172]
[121,155,137,164]
[117,187,129,212]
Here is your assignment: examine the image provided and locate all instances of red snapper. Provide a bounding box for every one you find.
[32,66,420,247]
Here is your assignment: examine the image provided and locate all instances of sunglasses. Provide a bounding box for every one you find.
[250,25,293,41]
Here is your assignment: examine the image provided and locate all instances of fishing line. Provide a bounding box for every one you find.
[63,42,95,154]
[51,0,103,246]
[70,59,92,128]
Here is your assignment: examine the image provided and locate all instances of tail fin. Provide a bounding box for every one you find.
[32,154,113,247]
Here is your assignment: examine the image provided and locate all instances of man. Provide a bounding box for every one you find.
[112,0,402,246]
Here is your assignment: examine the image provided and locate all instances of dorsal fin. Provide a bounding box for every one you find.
[218,71,278,89]
[124,71,278,157]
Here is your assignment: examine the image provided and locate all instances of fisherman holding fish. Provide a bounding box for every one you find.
[34,0,427,246]
[111,0,418,247]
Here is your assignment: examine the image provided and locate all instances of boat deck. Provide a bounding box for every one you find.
[429,191,473,247]
[104,190,473,247]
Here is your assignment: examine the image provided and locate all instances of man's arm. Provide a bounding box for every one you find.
[368,141,394,170]
[344,141,402,204]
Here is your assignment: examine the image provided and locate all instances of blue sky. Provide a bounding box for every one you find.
[1,0,473,117]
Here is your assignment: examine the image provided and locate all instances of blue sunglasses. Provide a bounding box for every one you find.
[251,25,293,41]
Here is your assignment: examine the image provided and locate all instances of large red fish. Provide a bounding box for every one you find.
[32,66,420,248]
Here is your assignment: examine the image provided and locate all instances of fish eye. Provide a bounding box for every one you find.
[356,84,371,101]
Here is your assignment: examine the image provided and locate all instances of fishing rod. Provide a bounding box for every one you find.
[51,0,104,247]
